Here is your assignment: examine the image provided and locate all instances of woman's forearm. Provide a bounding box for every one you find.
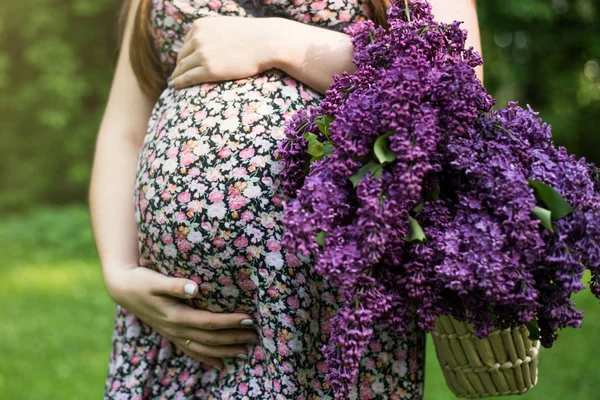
[271,0,482,94]
[89,0,156,296]
[89,125,143,284]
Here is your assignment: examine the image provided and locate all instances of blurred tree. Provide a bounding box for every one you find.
[0,0,598,213]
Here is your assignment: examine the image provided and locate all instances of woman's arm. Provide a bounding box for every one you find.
[272,0,483,94]
[169,1,482,92]
[89,0,259,369]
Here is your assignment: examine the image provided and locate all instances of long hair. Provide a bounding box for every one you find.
[119,0,392,99]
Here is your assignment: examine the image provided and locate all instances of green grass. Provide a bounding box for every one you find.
[0,205,599,399]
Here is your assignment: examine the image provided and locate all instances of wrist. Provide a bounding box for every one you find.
[263,17,294,72]
[102,262,137,303]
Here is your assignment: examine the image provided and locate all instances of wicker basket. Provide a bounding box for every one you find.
[431,315,541,398]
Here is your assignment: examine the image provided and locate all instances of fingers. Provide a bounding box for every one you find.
[173,305,256,330]
[176,36,196,65]
[147,271,198,300]
[179,327,260,346]
[180,347,225,370]
[184,340,250,360]
[171,66,211,89]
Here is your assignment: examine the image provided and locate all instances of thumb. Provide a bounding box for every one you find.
[146,269,199,299]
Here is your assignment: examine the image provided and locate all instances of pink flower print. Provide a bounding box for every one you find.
[253,346,265,361]
[394,348,408,361]
[178,371,190,383]
[339,10,351,22]
[267,285,278,298]
[223,107,239,118]
[229,195,247,210]
[188,167,201,177]
[218,276,233,286]
[390,394,401,400]
[359,386,375,400]
[281,314,294,327]
[206,168,222,182]
[177,240,192,253]
[239,279,255,291]
[194,110,207,121]
[239,148,255,160]
[238,382,248,395]
[274,379,281,393]
[311,0,327,10]
[365,358,376,369]
[370,340,382,353]
[233,255,247,265]
[166,147,178,158]
[251,124,266,135]
[241,210,254,222]
[144,212,152,223]
[160,190,171,201]
[208,190,225,203]
[242,111,260,125]
[218,147,231,159]
[111,380,122,391]
[212,236,226,248]
[277,340,289,357]
[253,364,265,376]
[266,239,281,252]
[160,375,171,387]
[207,0,221,10]
[161,233,173,245]
[285,253,301,267]
[131,354,142,365]
[251,156,266,169]
[174,212,188,223]
[282,362,294,374]
[295,272,306,285]
[177,191,191,203]
[263,327,275,339]
[232,167,248,178]
[287,296,300,309]
[317,361,328,374]
[146,348,158,362]
[180,152,197,166]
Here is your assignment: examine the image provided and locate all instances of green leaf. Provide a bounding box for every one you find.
[532,206,554,232]
[307,139,324,158]
[413,202,424,214]
[315,231,328,246]
[316,115,334,139]
[528,180,574,220]
[525,319,540,341]
[373,131,397,164]
[404,215,427,243]
[323,142,335,156]
[431,183,441,201]
[304,132,318,142]
[349,161,382,187]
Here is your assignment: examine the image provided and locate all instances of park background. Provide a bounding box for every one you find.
[1,0,599,398]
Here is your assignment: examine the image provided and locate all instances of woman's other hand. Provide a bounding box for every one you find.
[169,16,281,89]
[104,264,260,370]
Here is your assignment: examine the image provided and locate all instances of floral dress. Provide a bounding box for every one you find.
[104,0,426,399]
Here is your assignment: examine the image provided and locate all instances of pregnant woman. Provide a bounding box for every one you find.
[89,0,481,398]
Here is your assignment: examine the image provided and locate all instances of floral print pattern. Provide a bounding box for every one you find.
[104,0,426,398]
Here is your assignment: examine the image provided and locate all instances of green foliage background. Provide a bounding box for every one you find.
[0,0,599,214]
[0,0,598,399]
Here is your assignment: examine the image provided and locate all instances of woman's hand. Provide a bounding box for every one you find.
[168,16,281,89]
[104,264,260,370]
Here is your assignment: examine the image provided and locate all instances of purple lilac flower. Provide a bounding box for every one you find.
[277,0,600,396]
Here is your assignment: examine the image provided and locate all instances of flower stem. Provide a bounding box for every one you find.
[404,0,411,22]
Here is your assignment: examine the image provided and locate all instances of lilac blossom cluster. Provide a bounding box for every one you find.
[277,0,600,397]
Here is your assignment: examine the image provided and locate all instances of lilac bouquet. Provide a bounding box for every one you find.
[277,0,600,397]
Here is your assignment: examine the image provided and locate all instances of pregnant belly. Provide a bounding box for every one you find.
[133,68,322,313]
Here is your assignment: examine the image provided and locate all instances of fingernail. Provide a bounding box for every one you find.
[240,319,254,326]
[184,283,196,296]
[167,79,175,88]
[246,337,259,345]
[235,353,249,360]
